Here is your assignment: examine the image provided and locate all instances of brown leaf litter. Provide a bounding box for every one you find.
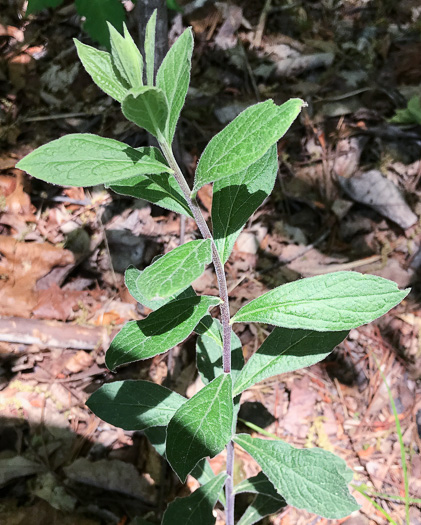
[0,235,75,317]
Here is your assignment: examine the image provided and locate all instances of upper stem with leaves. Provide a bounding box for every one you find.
[16,14,410,523]
[159,138,234,524]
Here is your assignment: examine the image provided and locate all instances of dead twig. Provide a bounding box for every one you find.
[253,0,272,48]
[0,316,113,350]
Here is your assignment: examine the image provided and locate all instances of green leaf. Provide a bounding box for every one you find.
[234,471,279,496]
[110,171,192,216]
[144,9,157,85]
[166,374,233,481]
[109,145,191,216]
[390,96,421,126]
[166,0,183,12]
[196,316,244,385]
[144,426,167,457]
[191,458,218,486]
[86,380,185,430]
[233,328,347,396]
[123,275,241,390]
[235,471,286,524]
[26,0,64,15]
[108,22,143,88]
[125,266,196,310]
[130,519,155,525]
[193,98,304,195]
[74,40,128,102]
[143,429,225,505]
[16,134,171,187]
[105,295,221,370]
[134,240,212,301]
[237,494,286,525]
[234,435,360,519]
[162,472,227,525]
[232,271,409,331]
[143,430,225,506]
[407,95,421,125]
[75,0,125,48]
[122,87,169,138]
[191,459,226,506]
[212,145,278,263]
[156,28,194,143]
[234,473,286,525]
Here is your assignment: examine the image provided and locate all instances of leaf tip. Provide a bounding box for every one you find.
[73,38,83,50]
[104,354,117,373]
[402,286,411,299]
[15,157,25,171]
[85,393,94,411]
[150,8,158,21]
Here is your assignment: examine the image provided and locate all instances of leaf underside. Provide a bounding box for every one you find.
[124,266,196,311]
[196,316,244,386]
[235,471,286,525]
[108,22,143,88]
[237,493,286,525]
[162,472,227,525]
[110,170,192,217]
[122,87,169,138]
[75,39,128,101]
[144,9,157,85]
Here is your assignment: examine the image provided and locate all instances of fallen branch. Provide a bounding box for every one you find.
[0,317,116,350]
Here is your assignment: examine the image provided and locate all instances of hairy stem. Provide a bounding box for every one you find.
[225,440,235,525]
[159,140,231,371]
[159,139,234,524]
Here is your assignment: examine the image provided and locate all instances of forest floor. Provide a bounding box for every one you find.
[1,1,421,524]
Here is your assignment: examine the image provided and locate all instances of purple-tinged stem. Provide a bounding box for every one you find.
[159,140,231,371]
[159,139,234,522]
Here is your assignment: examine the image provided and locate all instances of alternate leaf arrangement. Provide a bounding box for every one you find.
[17,12,410,524]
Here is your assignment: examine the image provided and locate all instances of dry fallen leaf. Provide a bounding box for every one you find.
[0,172,36,234]
[63,458,155,502]
[333,137,366,178]
[0,455,45,487]
[339,170,418,229]
[0,236,75,317]
[63,350,94,374]
[33,284,89,321]
[214,5,242,50]
[283,377,317,438]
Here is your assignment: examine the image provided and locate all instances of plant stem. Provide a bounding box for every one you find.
[159,140,232,372]
[159,139,234,525]
[225,440,235,525]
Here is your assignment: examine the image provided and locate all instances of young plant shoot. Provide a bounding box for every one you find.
[17,14,409,524]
